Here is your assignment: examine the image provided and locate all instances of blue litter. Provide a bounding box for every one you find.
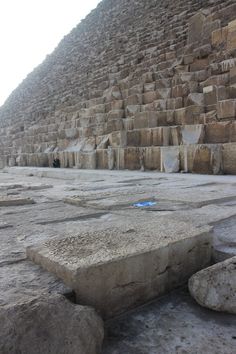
[133,201,157,207]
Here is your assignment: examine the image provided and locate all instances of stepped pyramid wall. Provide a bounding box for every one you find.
[1,0,236,173]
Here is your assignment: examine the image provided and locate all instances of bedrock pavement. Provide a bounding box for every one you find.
[0,167,236,352]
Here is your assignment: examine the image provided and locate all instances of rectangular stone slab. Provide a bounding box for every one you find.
[27,220,212,318]
[0,196,35,207]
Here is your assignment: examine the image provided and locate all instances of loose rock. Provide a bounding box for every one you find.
[188,256,236,314]
[0,294,104,354]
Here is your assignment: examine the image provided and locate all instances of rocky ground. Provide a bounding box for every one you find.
[102,287,236,354]
[0,167,236,353]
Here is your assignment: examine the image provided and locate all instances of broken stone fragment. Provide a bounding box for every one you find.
[0,294,104,354]
[188,256,236,314]
[0,196,35,207]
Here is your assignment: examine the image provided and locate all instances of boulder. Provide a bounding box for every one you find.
[189,257,236,314]
[0,294,104,354]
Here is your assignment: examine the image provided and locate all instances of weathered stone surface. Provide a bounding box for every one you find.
[103,288,236,354]
[0,196,35,207]
[2,168,236,352]
[27,221,211,318]
[0,294,104,354]
[181,124,205,145]
[227,19,236,51]
[189,257,236,314]
[161,147,180,173]
[188,12,206,45]
[191,144,222,174]
[217,99,236,120]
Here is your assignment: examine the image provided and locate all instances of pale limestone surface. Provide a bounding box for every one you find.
[0,196,35,207]
[1,168,236,352]
[27,221,211,318]
[189,256,236,314]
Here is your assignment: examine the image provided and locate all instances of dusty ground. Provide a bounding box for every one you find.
[0,167,236,353]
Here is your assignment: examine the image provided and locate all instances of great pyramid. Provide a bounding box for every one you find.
[1,0,236,174]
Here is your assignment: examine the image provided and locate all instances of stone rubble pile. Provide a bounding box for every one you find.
[0,0,236,174]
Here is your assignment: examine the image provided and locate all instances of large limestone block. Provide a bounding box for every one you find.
[106,118,123,133]
[75,152,96,169]
[65,128,79,139]
[109,100,124,111]
[189,257,236,314]
[128,84,144,96]
[104,86,122,101]
[125,105,141,117]
[181,124,205,145]
[230,66,236,85]
[186,93,204,107]
[172,84,189,98]
[109,131,127,148]
[191,144,222,174]
[201,73,230,89]
[203,86,227,106]
[26,154,37,166]
[156,88,171,100]
[230,121,236,142]
[144,83,155,93]
[142,72,154,83]
[161,147,180,173]
[222,143,236,174]
[124,94,142,106]
[114,148,125,170]
[170,126,181,146]
[107,147,116,170]
[143,91,157,104]
[57,152,72,168]
[227,19,236,51]
[175,106,204,125]
[212,26,228,48]
[156,110,175,126]
[217,99,236,119]
[205,122,231,144]
[123,118,134,131]
[179,145,195,172]
[143,147,161,170]
[219,58,236,74]
[96,149,108,169]
[193,44,211,60]
[126,130,141,146]
[166,97,183,110]
[0,157,6,169]
[8,156,16,167]
[152,127,170,146]
[27,222,211,318]
[188,12,206,44]
[140,129,152,147]
[134,111,156,129]
[124,147,140,170]
[0,294,104,354]
[33,153,48,167]
[97,135,109,149]
[107,110,124,120]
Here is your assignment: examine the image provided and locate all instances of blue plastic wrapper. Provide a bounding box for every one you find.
[133,201,157,207]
